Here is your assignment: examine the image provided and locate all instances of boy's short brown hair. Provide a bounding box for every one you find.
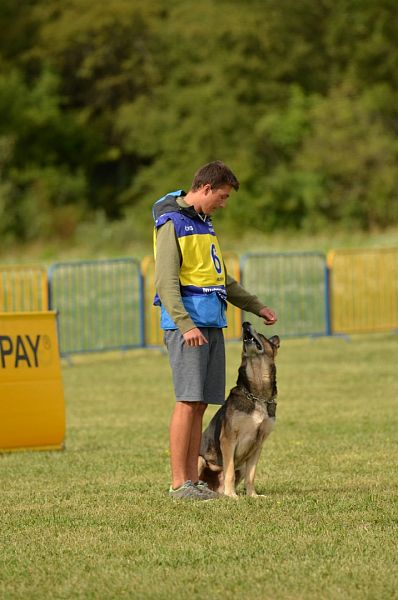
[191,161,240,191]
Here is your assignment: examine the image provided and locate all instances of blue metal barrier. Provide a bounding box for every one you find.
[48,258,144,355]
[240,252,328,337]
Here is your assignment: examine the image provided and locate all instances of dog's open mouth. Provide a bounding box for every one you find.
[242,322,264,353]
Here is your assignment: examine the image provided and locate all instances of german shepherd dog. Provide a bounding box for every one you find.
[198,322,280,497]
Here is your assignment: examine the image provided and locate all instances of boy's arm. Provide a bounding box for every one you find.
[154,221,196,334]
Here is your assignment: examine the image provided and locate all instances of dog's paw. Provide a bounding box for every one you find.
[224,492,239,499]
[246,490,266,497]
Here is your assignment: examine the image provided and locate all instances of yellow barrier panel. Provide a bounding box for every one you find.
[327,248,398,333]
[141,253,242,346]
[0,265,48,312]
[223,252,243,341]
[0,311,65,452]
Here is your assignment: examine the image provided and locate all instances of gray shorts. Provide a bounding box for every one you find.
[164,327,225,405]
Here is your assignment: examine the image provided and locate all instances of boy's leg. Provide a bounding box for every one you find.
[169,401,198,489]
[186,402,207,483]
[165,328,221,490]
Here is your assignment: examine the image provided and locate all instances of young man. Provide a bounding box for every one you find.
[152,161,277,500]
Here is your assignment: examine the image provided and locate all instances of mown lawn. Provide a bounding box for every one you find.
[1,333,397,599]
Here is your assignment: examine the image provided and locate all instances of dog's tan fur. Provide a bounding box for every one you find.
[198,322,279,497]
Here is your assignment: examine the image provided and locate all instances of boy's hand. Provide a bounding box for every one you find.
[183,327,208,347]
[259,307,277,325]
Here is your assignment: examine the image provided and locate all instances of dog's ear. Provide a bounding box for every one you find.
[268,335,280,353]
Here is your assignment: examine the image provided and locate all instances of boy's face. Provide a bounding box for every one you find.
[199,184,233,215]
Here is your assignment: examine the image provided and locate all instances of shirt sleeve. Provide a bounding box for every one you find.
[154,220,196,334]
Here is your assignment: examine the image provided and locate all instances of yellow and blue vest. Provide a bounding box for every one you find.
[153,190,227,330]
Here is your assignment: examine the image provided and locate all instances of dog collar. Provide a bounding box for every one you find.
[242,388,277,406]
[242,388,277,417]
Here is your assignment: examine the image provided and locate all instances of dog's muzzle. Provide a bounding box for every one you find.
[242,322,264,355]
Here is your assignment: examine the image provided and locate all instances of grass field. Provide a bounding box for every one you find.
[1,333,398,599]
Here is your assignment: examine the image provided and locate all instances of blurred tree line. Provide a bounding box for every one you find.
[1,0,398,242]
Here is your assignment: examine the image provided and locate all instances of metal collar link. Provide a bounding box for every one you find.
[242,388,277,406]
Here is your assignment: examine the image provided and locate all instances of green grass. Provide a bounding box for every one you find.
[1,334,398,599]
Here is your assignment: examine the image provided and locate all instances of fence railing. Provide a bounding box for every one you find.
[2,247,397,354]
[327,248,398,334]
[0,265,48,312]
[48,259,144,355]
[241,252,328,337]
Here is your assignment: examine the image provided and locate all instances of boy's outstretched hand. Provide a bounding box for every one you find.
[259,306,277,326]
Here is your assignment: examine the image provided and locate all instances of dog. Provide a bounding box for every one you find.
[198,322,280,497]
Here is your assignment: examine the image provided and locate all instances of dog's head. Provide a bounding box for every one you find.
[237,322,279,396]
[242,321,280,359]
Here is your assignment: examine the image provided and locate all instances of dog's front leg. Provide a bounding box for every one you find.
[220,430,238,498]
[244,446,264,497]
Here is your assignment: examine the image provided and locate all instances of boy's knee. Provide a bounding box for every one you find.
[178,401,206,413]
[196,402,208,415]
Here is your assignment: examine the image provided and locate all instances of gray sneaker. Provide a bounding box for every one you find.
[195,480,221,499]
[169,480,210,501]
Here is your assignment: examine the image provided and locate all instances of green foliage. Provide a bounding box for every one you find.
[297,84,398,229]
[1,0,398,242]
[0,68,87,240]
